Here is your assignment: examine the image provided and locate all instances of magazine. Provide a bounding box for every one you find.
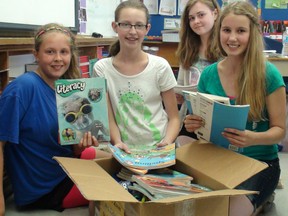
[108,143,176,171]
[184,91,250,152]
[55,77,110,145]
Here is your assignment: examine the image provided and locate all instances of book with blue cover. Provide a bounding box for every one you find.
[55,77,110,145]
[108,143,176,171]
[183,91,250,152]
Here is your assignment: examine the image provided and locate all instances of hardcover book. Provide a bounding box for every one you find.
[55,77,110,145]
[184,91,250,152]
[108,143,176,171]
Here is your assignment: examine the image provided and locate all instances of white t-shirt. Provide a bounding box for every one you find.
[93,54,177,147]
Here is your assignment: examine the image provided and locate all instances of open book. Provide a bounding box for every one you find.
[108,143,176,172]
[183,91,250,152]
[55,77,110,145]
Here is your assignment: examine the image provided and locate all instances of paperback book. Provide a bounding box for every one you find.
[183,91,250,152]
[131,175,212,197]
[108,143,176,171]
[55,77,110,145]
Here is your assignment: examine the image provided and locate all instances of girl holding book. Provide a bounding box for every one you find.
[176,0,221,141]
[93,0,180,153]
[185,2,286,215]
[0,23,109,214]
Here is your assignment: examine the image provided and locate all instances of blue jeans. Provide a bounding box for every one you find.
[236,158,280,209]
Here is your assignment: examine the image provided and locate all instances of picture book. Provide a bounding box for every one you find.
[117,167,194,185]
[108,143,176,171]
[131,175,212,197]
[55,77,110,145]
[183,91,250,152]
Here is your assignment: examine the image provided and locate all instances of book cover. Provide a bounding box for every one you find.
[184,91,249,152]
[131,175,211,196]
[108,143,176,171]
[55,77,110,145]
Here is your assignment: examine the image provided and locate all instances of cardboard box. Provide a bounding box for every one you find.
[55,141,268,216]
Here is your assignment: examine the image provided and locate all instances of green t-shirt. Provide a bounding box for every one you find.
[198,61,285,160]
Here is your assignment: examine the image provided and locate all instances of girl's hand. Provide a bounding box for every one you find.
[79,131,99,148]
[184,114,203,133]
[74,132,99,156]
[114,142,131,154]
[156,140,169,147]
[222,128,255,148]
[176,93,184,104]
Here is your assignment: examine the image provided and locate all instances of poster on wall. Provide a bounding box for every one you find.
[159,0,177,16]
[178,0,189,15]
[78,0,87,34]
[143,0,159,14]
[264,0,288,9]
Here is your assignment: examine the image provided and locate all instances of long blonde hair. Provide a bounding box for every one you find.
[34,23,80,79]
[176,0,221,70]
[216,1,266,121]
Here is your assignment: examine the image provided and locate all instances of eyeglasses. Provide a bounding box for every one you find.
[116,22,147,31]
[65,104,92,123]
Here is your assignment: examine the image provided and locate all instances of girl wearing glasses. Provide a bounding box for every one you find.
[0,23,110,214]
[93,0,180,153]
[176,0,221,144]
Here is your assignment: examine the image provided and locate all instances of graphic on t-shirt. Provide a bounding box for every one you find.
[116,82,161,145]
[188,66,200,86]
[188,59,212,86]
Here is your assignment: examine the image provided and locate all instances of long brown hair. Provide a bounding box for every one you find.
[109,0,150,56]
[176,0,221,70]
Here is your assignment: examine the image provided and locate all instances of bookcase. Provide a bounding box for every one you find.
[1,37,287,94]
[0,36,116,93]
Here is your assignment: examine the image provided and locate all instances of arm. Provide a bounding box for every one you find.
[159,89,180,146]
[0,141,6,216]
[223,87,286,147]
[175,66,185,104]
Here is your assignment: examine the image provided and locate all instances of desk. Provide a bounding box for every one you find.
[268,58,288,77]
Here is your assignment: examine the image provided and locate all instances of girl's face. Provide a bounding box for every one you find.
[220,13,250,57]
[113,8,150,50]
[34,32,71,82]
[188,2,218,37]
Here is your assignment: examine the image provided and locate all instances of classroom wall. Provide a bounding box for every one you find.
[148,0,288,37]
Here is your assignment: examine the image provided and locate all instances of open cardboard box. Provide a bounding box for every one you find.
[54,141,268,216]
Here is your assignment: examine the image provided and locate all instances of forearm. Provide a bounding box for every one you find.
[162,116,180,144]
[251,126,286,146]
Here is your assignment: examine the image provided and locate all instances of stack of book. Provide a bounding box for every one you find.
[116,167,212,201]
[108,143,176,175]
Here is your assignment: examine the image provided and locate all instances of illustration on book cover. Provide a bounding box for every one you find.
[108,143,176,170]
[55,77,110,145]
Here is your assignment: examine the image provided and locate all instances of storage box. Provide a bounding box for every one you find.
[54,141,268,216]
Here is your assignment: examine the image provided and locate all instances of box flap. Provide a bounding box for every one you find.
[176,141,268,189]
[54,157,138,203]
[151,189,257,203]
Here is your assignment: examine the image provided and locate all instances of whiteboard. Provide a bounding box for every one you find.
[0,0,78,32]
[85,0,120,37]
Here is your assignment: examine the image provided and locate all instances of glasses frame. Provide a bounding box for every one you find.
[64,104,92,123]
[116,22,148,31]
